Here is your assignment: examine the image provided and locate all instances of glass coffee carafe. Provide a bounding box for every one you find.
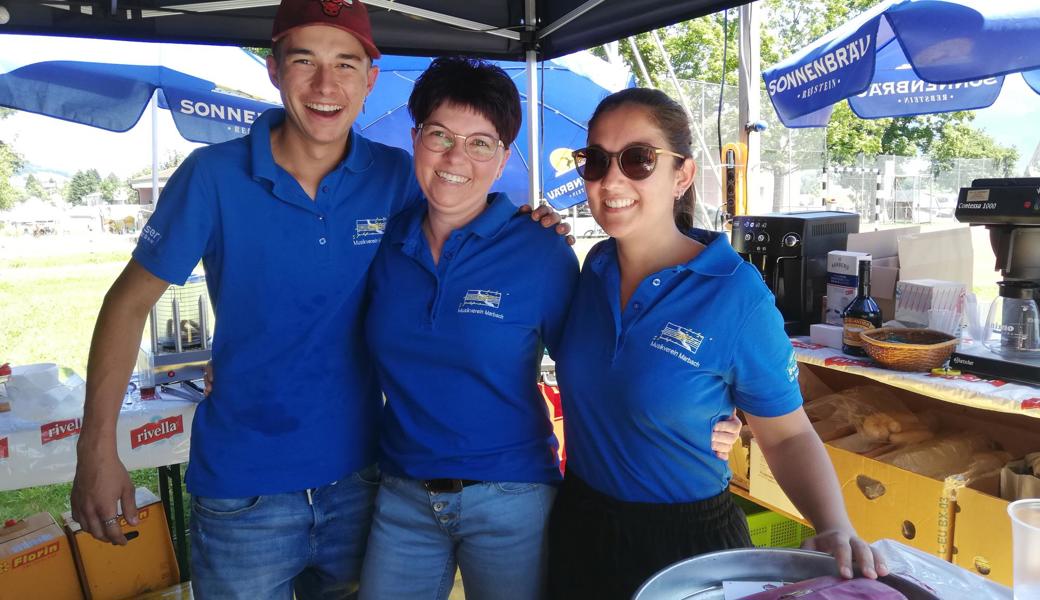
[984,281,1040,357]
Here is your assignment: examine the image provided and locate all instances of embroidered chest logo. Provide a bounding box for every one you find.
[458,289,505,320]
[650,322,706,367]
[353,218,386,246]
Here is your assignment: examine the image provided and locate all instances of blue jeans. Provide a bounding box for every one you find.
[189,465,380,600]
[358,474,557,600]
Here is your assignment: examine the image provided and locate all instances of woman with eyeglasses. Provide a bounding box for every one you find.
[355,56,574,600]
[546,88,887,599]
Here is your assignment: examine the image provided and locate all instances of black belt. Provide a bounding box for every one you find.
[422,479,482,493]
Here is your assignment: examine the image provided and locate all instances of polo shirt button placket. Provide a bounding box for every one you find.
[318,237,327,246]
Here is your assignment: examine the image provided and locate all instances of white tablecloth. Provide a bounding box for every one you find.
[0,386,198,492]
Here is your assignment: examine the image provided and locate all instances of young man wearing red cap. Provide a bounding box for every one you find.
[70,1,567,598]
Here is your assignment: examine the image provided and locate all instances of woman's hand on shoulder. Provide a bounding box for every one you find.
[801,527,888,580]
[711,413,742,460]
[519,203,575,246]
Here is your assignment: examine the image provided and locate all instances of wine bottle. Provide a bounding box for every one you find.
[842,258,882,356]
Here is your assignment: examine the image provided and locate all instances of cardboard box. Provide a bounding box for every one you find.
[0,512,84,600]
[749,439,953,560]
[894,279,966,327]
[825,251,871,325]
[846,227,972,322]
[749,437,803,519]
[847,227,918,321]
[950,474,1013,587]
[64,488,180,600]
[728,427,752,490]
[133,582,193,599]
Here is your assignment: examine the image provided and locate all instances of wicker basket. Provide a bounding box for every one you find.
[859,327,959,372]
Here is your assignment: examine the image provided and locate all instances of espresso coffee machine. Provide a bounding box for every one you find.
[950,178,1040,386]
[732,211,860,334]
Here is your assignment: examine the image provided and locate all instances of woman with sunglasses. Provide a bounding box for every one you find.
[357,62,741,598]
[546,88,887,599]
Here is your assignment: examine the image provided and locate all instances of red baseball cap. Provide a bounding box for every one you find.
[272,0,381,59]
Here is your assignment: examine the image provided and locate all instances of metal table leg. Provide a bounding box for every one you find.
[158,464,190,582]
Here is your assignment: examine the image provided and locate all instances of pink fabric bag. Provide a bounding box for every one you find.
[740,576,908,600]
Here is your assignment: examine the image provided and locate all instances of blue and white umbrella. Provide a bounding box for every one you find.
[0,34,280,145]
[357,52,633,210]
[763,0,1040,128]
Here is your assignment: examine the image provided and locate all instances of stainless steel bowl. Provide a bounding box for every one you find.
[632,548,939,600]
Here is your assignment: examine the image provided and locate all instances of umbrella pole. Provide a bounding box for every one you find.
[151,93,160,206]
[525,49,540,209]
[525,0,540,209]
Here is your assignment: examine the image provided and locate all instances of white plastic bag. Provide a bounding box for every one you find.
[6,363,86,421]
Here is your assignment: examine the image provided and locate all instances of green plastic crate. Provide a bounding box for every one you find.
[746,509,816,548]
[732,494,815,548]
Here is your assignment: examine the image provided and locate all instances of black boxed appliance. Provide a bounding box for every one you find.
[732,211,860,335]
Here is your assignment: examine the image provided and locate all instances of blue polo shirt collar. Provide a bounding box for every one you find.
[391,192,516,254]
[686,229,743,277]
[466,192,515,239]
[589,229,741,278]
[249,109,375,186]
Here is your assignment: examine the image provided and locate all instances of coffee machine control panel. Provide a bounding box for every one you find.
[956,178,1040,225]
[732,218,802,256]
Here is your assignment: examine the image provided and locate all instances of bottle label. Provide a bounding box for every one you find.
[843,318,876,347]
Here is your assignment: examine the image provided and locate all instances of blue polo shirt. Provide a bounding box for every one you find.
[364,193,579,483]
[132,109,422,497]
[555,230,802,503]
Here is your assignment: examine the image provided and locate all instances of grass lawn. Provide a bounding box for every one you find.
[0,235,186,525]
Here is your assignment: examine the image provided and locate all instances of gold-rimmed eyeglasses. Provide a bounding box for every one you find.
[416,123,504,162]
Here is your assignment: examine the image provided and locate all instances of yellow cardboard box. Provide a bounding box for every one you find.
[950,473,1013,586]
[0,512,84,600]
[64,487,180,600]
[728,428,751,490]
[749,438,954,561]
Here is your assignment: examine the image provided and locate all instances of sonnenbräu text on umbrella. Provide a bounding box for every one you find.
[767,34,873,97]
[178,100,261,126]
[856,77,999,99]
[546,176,585,202]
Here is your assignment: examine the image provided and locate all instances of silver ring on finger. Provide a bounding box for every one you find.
[103,516,119,527]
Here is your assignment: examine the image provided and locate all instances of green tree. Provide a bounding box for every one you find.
[0,141,24,211]
[64,168,102,205]
[100,172,123,203]
[24,174,47,200]
[931,118,1019,176]
[0,106,24,210]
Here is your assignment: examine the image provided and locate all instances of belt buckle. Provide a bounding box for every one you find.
[423,479,463,493]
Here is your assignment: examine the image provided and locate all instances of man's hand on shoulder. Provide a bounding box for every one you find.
[519,204,575,246]
[71,445,139,545]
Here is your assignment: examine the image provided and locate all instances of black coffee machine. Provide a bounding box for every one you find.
[732,211,860,335]
[950,177,1040,385]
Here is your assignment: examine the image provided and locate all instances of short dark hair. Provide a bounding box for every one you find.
[408,57,522,147]
[588,88,696,230]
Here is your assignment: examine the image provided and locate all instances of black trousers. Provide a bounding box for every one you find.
[547,472,752,600]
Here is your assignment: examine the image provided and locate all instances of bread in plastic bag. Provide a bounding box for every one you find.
[874,432,995,480]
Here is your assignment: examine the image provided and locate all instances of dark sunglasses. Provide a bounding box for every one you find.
[572,144,687,182]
